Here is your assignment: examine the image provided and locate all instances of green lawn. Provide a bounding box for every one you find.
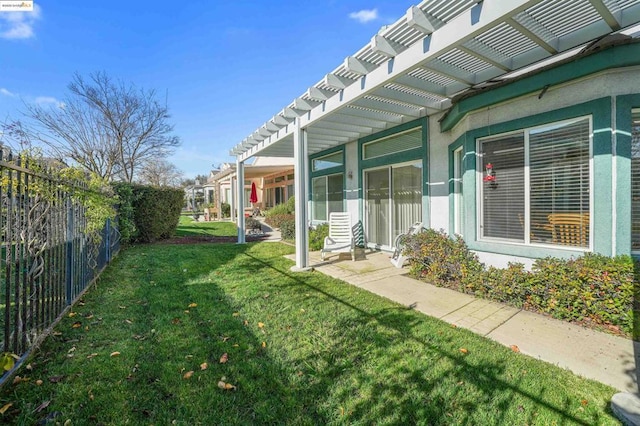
[175,215,237,237]
[0,242,620,425]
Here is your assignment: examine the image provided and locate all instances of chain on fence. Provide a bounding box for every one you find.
[0,148,119,361]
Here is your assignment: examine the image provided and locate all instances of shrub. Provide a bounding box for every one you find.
[309,223,329,251]
[403,229,483,290]
[131,185,184,243]
[285,196,295,214]
[221,203,230,218]
[404,228,639,337]
[279,217,295,240]
[111,182,136,244]
[245,217,262,231]
[265,213,294,230]
[265,203,290,217]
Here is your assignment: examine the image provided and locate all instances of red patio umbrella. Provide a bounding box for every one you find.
[249,182,258,204]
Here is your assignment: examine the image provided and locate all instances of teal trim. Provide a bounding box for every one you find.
[441,43,640,132]
[457,97,613,258]
[448,136,465,236]
[308,145,346,216]
[615,94,640,255]
[357,117,429,232]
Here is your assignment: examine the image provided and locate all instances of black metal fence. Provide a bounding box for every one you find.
[0,149,119,362]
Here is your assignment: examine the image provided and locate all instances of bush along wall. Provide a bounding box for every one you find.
[403,229,639,338]
[112,182,137,244]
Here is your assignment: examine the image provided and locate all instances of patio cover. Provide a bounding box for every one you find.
[228,0,640,269]
[230,0,640,161]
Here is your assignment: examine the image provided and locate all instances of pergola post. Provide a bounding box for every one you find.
[292,124,310,270]
[236,159,246,243]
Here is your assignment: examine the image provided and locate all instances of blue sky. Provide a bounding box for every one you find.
[0,0,417,179]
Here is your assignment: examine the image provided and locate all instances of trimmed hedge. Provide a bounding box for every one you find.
[404,228,639,338]
[112,183,184,243]
[264,213,294,230]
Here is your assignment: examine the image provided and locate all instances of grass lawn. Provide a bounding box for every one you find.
[175,215,237,237]
[0,242,620,425]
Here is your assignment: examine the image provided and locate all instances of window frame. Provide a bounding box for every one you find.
[311,173,344,222]
[476,116,593,250]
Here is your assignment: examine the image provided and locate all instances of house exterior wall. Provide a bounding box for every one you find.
[307,42,640,268]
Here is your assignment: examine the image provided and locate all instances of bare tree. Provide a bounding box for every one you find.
[22,71,180,182]
[138,158,183,187]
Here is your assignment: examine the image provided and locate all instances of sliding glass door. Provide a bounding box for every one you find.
[365,161,422,248]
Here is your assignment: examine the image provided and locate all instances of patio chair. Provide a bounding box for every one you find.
[321,212,355,261]
[390,222,423,268]
[547,212,590,247]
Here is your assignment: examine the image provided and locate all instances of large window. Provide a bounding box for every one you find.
[479,117,591,248]
[312,174,343,221]
[632,110,640,253]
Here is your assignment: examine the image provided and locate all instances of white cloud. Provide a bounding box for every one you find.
[0,87,15,97]
[348,8,379,24]
[0,4,41,40]
[35,96,65,109]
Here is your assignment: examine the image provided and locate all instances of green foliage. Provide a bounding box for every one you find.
[279,217,296,240]
[245,217,262,230]
[285,195,295,213]
[264,213,294,230]
[309,224,329,251]
[221,202,231,218]
[265,203,290,217]
[404,229,639,337]
[404,229,483,290]
[111,182,136,244]
[131,185,184,243]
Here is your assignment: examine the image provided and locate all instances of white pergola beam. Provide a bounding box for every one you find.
[371,34,403,57]
[507,17,558,54]
[406,5,442,34]
[293,97,320,111]
[324,73,354,90]
[352,97,423,118]
[272,114,293,126]
[344,56,377,75]
[374,86,437,109]
[339,105,405,124]
[307,87,335,101]
[589,0,621,31]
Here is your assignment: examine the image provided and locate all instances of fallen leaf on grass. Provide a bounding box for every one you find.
[459,348,468,354]
[87,353,98,359]
[183,371,194,380]
[171,318,181,325]
[581,399,588,406]
[68,312,77,318]
[257,322,265,329]
[200,362,208,370]
[221,336,231,342]
[71,321,82,329]
[0,402,13,414]
[261,342,266,348]
[12,376,25,385]
[35,400,51,413]
[510,345,520,353]
[0,352,19,371]
[217,378,236,390]
[124,319,133,325]
[110,352,121,357]
[49,375,64,383]
[118,306,127,309]
[243,320,249,326]
[36,379,43,386]
[232,312,240,317]
[188,303,197,308]
[219,353,228,364]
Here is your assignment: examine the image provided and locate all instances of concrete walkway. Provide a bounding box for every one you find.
[286,249,640,395]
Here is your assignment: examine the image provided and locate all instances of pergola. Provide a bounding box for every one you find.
[227,0,640,269]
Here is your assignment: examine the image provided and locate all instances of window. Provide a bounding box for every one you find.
[632,110,640,253]
[479,117,591,248]
[453,148,463,236]
[312,174,343,221]
[312,152,343,171]
[363,128,422,160]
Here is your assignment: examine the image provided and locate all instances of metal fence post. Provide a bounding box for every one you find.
[65,199,74,305]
